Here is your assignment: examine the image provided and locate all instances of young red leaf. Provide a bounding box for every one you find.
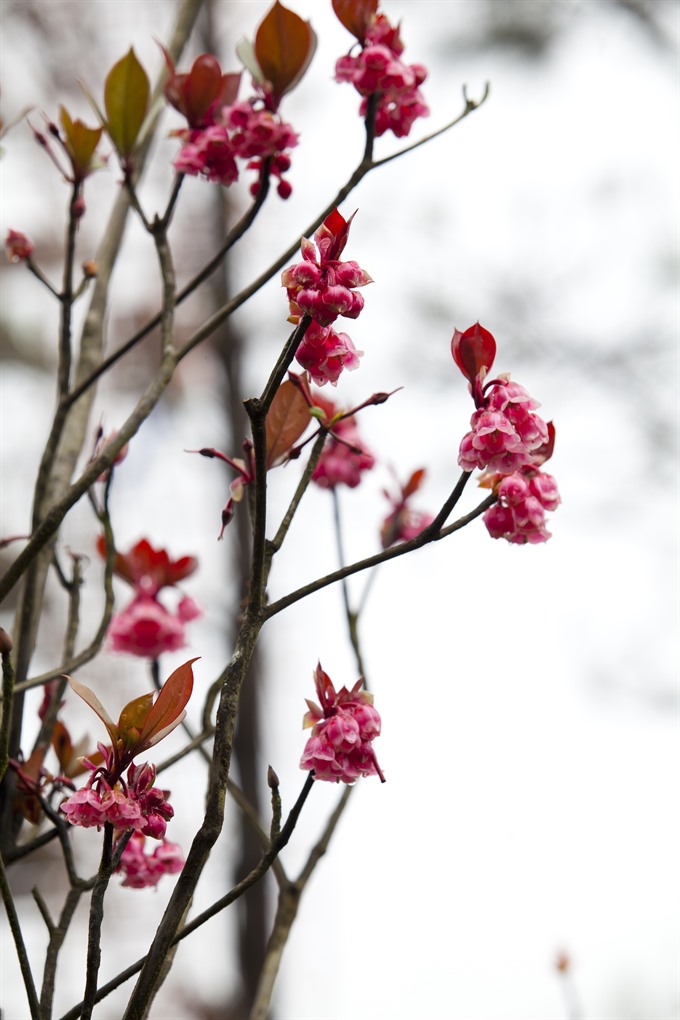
[254,1,317,106]
[265,379,311,468]
[137,658,197,751]
[104,48,150,158]
[451,323,496,385]
[51,720,74,774]
[332,0,378,42]
[402,468,426,499]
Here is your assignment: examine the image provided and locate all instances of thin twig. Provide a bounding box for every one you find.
[0,850,42,1019]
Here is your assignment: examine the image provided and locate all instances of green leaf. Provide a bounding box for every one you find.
[118,692,154,748]
[104,48,150,158]
[254,2,317,105]
[265,379,310,468]
[59,106,103,180]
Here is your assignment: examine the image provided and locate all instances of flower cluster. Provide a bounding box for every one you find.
[380,469,434,548]
[283,209,372,329]
[300,664,384,784]
[60,757,175,839]
[482,469,561,544]
[283,209,371,385]
[452,323,560,543]
[164,51,299,198]
[335,12,429,138]
[116,832,184,889]
[311,398,375,490]
[100,537,201,658]
[295,321,363,387]
[458,379,549,475]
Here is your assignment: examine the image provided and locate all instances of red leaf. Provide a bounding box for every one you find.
[254,1,317,106]
[162,47,241,129]
[332,0,378,42]
[402,468,426,499]
[137,658,197,750]
[265,379,311,468]
[51,720,74,773]
[451,323,496,384]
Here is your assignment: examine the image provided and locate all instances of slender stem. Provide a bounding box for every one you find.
[0,850,42,1019]
[81,823,114,1020]
[265,478,492,619]
[332,488,365,679]
[17,481,117,693]
[64,170,271,408]
[40,886,83,1019]
[64,775,314,1020]
[264,431,327,581]
[0,634,15,784]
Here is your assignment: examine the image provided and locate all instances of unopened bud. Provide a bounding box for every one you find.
[267,765,280,789]
[82,259,97,279]
[72,194,86,221]
[0,627,13,655]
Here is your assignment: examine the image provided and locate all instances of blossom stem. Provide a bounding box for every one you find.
[265,485,494,619]
[81,822,114,1020]
[331,488,366,680]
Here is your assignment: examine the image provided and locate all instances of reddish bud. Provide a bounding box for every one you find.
[0,627,13,654]
[5,229,34,263]
[451,323,496,391]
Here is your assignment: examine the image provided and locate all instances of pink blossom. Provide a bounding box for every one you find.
[300,664,384,784]
[177,594,202,622]
[116,832,184,889]
[282,209,372,327]
[335,13,429,138]
[295,321,363,386]
[5,229,34,262]
[174,125,239,185]
[380,469,434,548]
[458,385,549,475]
[108,594,187,659]
[224,100,298,197]
[60,787,108,828]
[483,468,561,544]
[312,415,375,489]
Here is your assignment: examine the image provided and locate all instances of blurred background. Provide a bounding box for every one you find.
[1,1,678,1018]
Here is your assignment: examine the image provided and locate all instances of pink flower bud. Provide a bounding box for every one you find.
[5,230,34,262]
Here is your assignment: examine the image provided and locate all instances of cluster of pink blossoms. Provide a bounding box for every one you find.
[300,663,384,784]
[100,537,201,658]
[295,321,363,387]
[164,51,299,198]
[335,12,429,138]
[453,323,561,544]
[380,469,434,548]
[483,469,561,545]
[117,831,184,889]
[61,758,175,839]
[283,209,372,386]
[310,394,375,489]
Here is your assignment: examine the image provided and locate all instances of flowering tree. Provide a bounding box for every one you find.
[0,1,561,1017]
